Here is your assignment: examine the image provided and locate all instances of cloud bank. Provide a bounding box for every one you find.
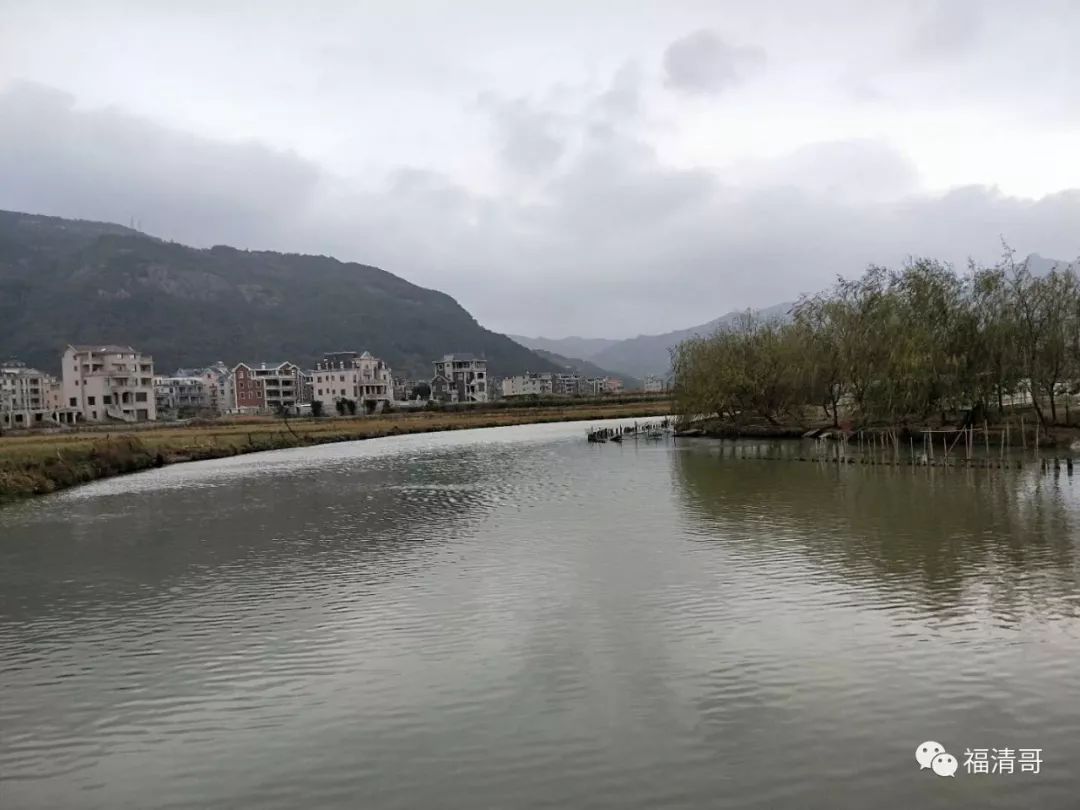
[1,6,1078,339]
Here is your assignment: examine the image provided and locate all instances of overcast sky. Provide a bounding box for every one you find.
[1,1,1078,338]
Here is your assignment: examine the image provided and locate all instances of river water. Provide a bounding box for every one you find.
[1,420,1078,809]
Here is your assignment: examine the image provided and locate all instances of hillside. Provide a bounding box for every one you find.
[518,301,792,380]
[0,210,562,378]
[529,349,642,390]
[507,334,619,361]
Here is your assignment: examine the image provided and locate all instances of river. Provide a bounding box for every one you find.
[1,420,1078,809]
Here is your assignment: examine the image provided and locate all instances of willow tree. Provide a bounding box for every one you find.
[792,295,846,426]
[1010,260,1079,425]
[970,264,1021,416]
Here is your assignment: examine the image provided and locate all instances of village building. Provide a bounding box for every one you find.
[175,362,233,414]
[431,354,488,403]
[643,375,668,393]
[1,361,74,428]
[154,375,210,417]
[312,351,393,414]
[231,361,302,414]
[61,345,156,423]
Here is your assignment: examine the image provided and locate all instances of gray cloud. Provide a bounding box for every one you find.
[477,93,567,175]
[0,80,1077,341]
[727,139,921,202]
[662,29,766,95]
[907,0,986,61]
[0,81,320,248]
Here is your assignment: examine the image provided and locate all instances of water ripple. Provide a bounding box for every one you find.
[1,423,1079,809]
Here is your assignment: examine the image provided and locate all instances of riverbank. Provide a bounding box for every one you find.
[675,414,1080,449]
[0,400,672,503]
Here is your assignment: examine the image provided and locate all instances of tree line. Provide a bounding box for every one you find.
[672,251,1080,429]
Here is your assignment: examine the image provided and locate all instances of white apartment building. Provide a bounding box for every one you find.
[312,351,393,414]
[175,362,233,414]
[501,372,584,398]
[643,375,668,393]
[0,362,72,428]
[502,372,553,398]
[62,345,156,423]
[431,354,488,403]
[502,372,551,397]
[154,375,209,416]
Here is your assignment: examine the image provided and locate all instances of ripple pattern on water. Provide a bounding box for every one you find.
[2,422,1079,809]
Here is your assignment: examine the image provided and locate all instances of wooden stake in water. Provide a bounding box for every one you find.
[984,420,989,462]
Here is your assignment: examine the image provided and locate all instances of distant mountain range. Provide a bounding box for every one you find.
[507,335,621,361]
[0,210,564,378]
[513,301,794,380]
[512,253,1075,380]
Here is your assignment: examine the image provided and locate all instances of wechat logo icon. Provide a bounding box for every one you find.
[916,741,957,777]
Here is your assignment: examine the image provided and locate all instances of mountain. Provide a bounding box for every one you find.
[0,210,563,378]
[519,301,795,380]
[507,334,619,361]
[1025,253,1075,277]
[529,349,642,391]
[514,253,1076,381]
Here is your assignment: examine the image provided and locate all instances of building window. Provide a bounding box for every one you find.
[69,397,77,407]
[87,396,96,405]
[135,392,147,402]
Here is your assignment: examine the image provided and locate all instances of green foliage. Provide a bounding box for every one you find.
[674,253,1080,427]
[310,401,324,417]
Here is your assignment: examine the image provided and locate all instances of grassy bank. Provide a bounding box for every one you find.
[0,400,672,504]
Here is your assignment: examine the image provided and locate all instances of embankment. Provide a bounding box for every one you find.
[0,400,671,504]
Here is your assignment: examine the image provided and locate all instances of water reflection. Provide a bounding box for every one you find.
[2,423,1079,810]
[673,442,1080,623]
[0,443,510,630]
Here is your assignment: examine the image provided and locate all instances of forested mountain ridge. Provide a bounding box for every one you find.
[0,210,562,377]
